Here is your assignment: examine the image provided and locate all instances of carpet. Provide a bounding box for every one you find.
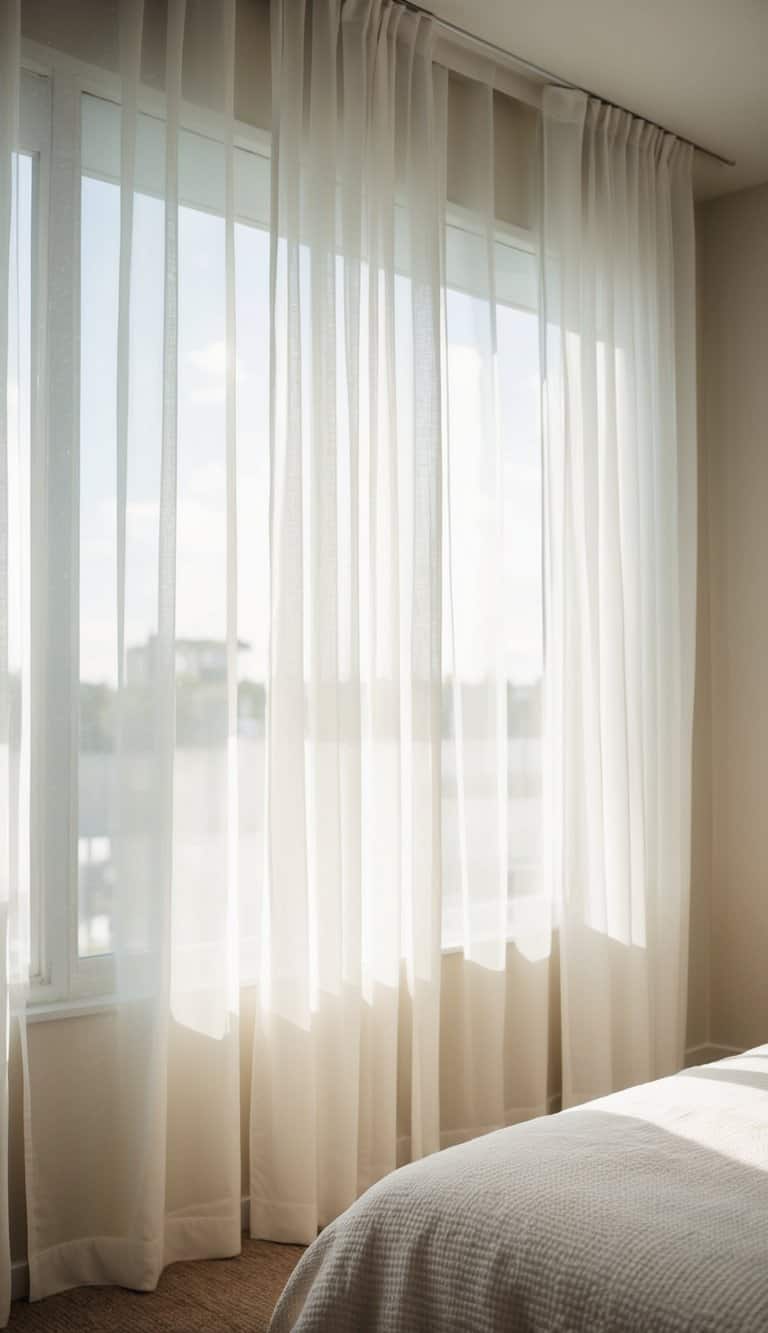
[9,1239,304,1332]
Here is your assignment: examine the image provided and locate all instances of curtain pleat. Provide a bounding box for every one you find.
[24,0,242,1303]
[0,1,22,1323]
[441,75,509,1141]
[251,0,449,1243]
[540,87,696,1107]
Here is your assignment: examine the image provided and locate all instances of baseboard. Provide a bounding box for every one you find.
[684,1042,743,1067]
[11,1258,28,1303]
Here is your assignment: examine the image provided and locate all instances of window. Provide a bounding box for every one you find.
[76,93,272,992]
[30,72,542,1003]
[6,146,34,983]
[11,70,50,995]
[25,76,272,1002]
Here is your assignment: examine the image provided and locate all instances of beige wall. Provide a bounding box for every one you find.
[685,236,714,1054]
[696,181,768,1051]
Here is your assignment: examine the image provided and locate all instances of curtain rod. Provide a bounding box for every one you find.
[404,1,735,168]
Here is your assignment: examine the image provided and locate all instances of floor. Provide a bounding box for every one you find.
[9,1240,305,1332]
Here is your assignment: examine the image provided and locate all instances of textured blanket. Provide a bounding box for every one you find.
[270,1047,768,1331]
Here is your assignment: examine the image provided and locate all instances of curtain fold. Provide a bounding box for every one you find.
[1,1,24,1323]
[441,73,513,1147]
[250,0,449,1243]
[23,0,243,1303]
[540,87,696,1106]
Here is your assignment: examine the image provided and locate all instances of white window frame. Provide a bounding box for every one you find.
[23,36,542,1011]
[23,39,271,1012]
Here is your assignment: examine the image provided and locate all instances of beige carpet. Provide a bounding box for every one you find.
[9,1240,304,1332]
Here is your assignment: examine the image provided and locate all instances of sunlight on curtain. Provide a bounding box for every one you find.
[24,0,244,1301]
[250,2,550,1241]
[0,0,28,1321]
[541,88,696,1105]
[251,0,449,1242]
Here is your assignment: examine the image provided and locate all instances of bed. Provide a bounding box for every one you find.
[270,1047,768,1331]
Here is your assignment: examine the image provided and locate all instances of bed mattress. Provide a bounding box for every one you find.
[270,1047,768,1331]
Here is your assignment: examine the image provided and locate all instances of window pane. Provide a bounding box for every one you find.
[76,91,541,969]
[79,173,119,958]
[234,214,270,983]
[498,296,543,910]
[78,94,271,967]
[7,151,33,981]
[78,158,165,960]
[441,236,543,947]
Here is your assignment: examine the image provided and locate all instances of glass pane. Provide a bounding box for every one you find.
[78,93,271,965]
[78,127,166,959]
[77,91,542,965]
[498,296,543,911]
[79,172,119,958]
[441,236,543,948]
[235,213,270,983]
[7,152,33,981]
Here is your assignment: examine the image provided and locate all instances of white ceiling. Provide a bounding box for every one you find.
[430,0,768,200]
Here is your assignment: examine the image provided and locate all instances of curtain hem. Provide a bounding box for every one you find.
[250,1199,317,1247]
[28,1214,242,1302]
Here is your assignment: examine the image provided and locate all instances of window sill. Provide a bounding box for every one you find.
[24,994,118,1024]
[25,897,551,1023]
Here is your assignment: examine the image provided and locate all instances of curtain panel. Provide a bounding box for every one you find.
[541,88,696,1105]
[23,0,244,1303]
[0,0,697,1316]
[1,1,25,1324]
[251,0,449,1242]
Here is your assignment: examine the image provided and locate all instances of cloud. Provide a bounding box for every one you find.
[188,339,227,378]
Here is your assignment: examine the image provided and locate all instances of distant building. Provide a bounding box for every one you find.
[126,636,250,687]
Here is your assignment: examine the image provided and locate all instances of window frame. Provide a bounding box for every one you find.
[23,40,271,1009]
[23,37,542,1010]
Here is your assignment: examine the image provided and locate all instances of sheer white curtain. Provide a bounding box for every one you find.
[1,0,28,1323]
[540,88,696,1106]
[438,71,551,1150]
[250,0,448,1242]
[0,0,700,1314]
[250,4,557,1241]
[23,0,242,1301]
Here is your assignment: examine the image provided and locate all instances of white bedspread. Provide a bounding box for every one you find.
[270,1048,768,1331]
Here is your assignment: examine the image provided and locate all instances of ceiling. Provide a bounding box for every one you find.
[429,0,768,200]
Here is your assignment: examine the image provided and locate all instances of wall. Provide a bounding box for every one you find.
[696,181,768,1051]
[685,234,714,1056]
